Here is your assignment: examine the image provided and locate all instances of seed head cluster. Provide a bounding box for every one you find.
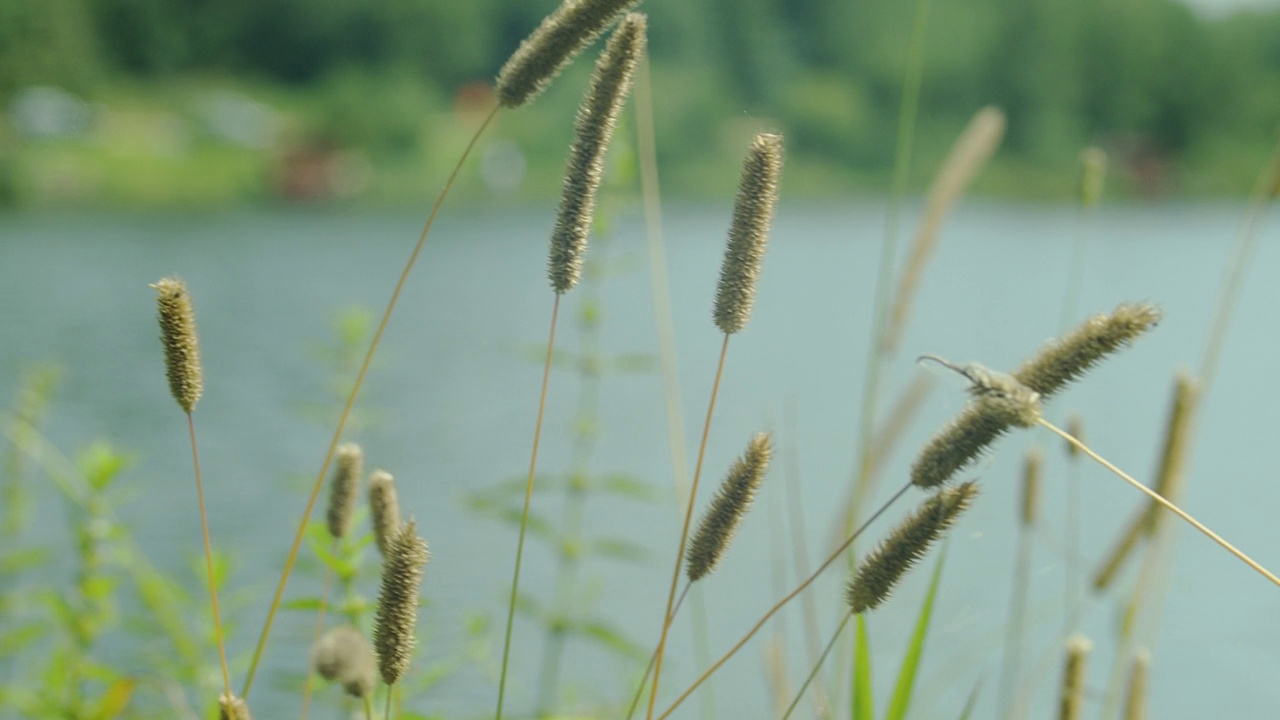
[713,132,784,335]
[326,443,364,540]
[369,470,402,557]
[846,481,978,614]
[152,277,203,413]
[685,432,772,582]
[548,14,647,294]
[373,520,430,686]
[312,625,376,699]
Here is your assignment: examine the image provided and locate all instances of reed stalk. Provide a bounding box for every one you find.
[1038,418,1280,587]
[240,104,498,699]
[997,448,1040,719]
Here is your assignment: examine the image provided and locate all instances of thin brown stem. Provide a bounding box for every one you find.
[646,334,730,720]
[1039,418,1280,588]
[655,482,911,720]
[625,584,692,720]
[187,413,231,700]
[241,103,500,699]
[495,294,561,720]
[299,550,336,720]
[782,612,851,720]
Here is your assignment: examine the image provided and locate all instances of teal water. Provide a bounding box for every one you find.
[1,201,1278,718]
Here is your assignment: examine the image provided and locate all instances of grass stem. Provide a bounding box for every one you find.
[299,553,336,720]
[782,612,851,720]
[655,483,911,720]
[645,334,729,719]
[1038,418,1280,588]
[495,293,561,720]
[187,412,231,701]
[240,103,499,699]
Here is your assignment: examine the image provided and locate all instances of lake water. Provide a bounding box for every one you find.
[1,200,1278,719]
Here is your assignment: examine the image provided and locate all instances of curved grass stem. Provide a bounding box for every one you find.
[655,482,912,720]
[241,103,500,699]
[625,584,692,720]
[495,294,562,720]
[1038,418,1280,588]
[187,413,231,701]
[645,334,730,719]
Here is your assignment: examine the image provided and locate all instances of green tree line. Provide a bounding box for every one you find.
[4,0,1280,196]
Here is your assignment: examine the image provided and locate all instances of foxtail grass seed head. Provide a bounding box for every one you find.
[1013,302,1162,401]
[218,695,252,720]
[1123,648,1150,720]
[1079,147,1108,208]
[845,481,978,614]
[495,0,642,108]
[686,432,773,582]
[312,625,377,699]
[713,132,784,335]
[152,277,203,413]
[326,443,364,540]
[1058,635,1091,720]
[547,14,646,294]
[373,520,430,686]
[910,378,1041,488]
[1021,447,1041,527]
[369,470,401,557]
[1065,412,1085,459]
[1146,371,1198,534]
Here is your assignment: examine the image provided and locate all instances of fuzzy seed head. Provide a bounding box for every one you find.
[152,277,203,413]
[910,379,1041,488]
[312,625,377,698]
[1014,302,1162,401]
[548,14,646,294]
[846,481,978,614]
[495,0,642,108]
[369,470,401,557]
[373,520,430,686]
[326,443,364,539]
[1146,371,1198,534]
[1058,635,1091,720]
[713,132,784,334]
[218,695,252,720]
[686,432,772,582]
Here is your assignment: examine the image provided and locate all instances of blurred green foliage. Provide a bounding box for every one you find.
[3,0,1280,205]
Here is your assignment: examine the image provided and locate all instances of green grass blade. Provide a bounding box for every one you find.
[852,614,874,720]
[885,549,947,720]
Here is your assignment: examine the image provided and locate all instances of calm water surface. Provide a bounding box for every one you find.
[1,201,1278,718]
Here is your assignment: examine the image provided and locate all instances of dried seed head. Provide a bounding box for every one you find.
[373,520,430,686]
[369,470,401,557]
[218,695,252,720]
[495,0,642,109]
[1123,648,1150,720]
[152,277,203,413]
[686,432,772,582]
[1058,635,1091,720]
[312,625,377,699]
[548,14,646,294]
[1079,147,1108,208]
[1065,413,1085,459]
[1013,302,1162,401]
[713,132,784,335]
[910,378,1041,488]
[326,443,364,539]
[845,481,978,614]
[1021,447,1041,527]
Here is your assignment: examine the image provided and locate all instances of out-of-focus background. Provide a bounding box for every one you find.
[4,1,1280,719]
[3,0,1280,207]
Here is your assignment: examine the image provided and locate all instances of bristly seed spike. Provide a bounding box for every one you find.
[152,277,203,413]
[713,132,784,335]
[685,432,773,582]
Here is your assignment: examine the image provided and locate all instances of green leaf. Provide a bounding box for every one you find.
[280,597,326,612]
[606,352,659,374]
[597,473,660,502]
[0,621,46,654]
[852,614,873,720]
[76,442,132,491]
[885,550,947,720]
[88,678,135,720]
[0,547,49,573]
